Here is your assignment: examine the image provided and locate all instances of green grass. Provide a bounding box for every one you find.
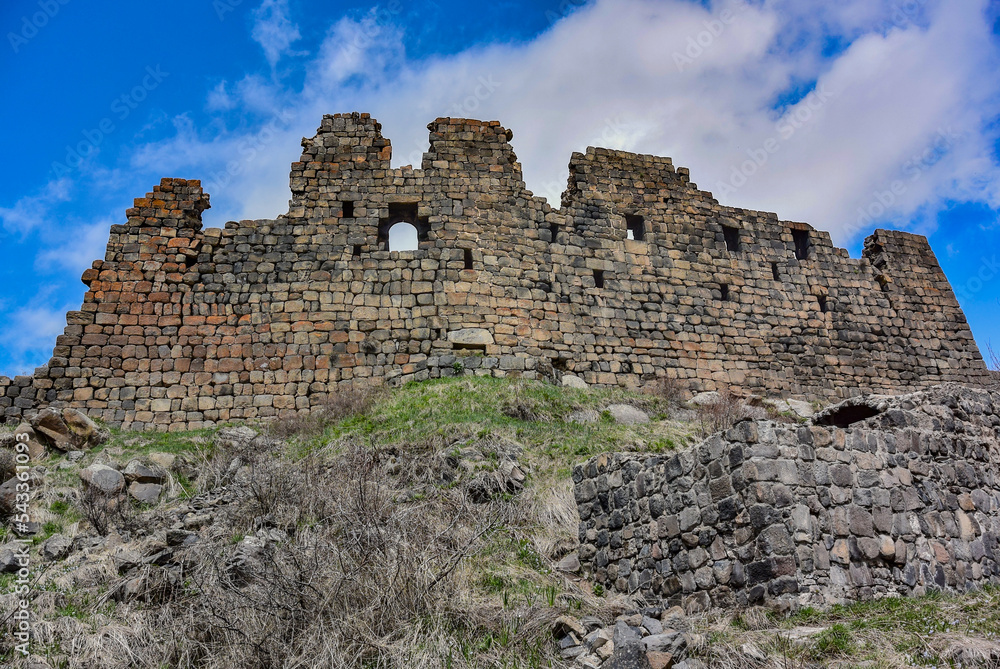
[289,377,696,476]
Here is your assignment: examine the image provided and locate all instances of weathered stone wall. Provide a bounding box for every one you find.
[573,384,1000,611]
[0,112,991,429]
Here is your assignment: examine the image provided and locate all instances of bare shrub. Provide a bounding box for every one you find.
[644,375,686,403]
[266,384,381,439]
[160,444,509,668]
[0,449,14,481]
[697,388,765,436]
[77,486,137,537]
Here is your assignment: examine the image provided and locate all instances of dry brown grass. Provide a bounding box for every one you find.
[643,375,687,404]
[265,384,382,439]
[696,388,767,436]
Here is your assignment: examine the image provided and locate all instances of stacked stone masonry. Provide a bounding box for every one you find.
[0,112,991,430]
[573,384,1000,611]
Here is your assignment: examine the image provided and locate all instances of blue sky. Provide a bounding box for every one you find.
[1,0,998,376]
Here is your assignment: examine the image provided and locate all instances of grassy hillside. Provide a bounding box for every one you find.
[1,377,998,668]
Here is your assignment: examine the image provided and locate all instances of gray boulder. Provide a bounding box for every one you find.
[79,464,125,495]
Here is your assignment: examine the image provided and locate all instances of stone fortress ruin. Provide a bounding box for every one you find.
[0,112,992,431]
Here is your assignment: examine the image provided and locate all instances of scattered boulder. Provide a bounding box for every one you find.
[40,534,72,561]
[0,477,20,516]
[607,404,650,425]
[767,398,816,418]
[562,375,589,389]
[689,391,720,407]
[556,552,581,573]
[166,529,198,547]
[0,543,27,573]
[215,425,258,449]
[128,482,163,504]
[30,408,108,452]
[147,452,177,471]
[568,409,600,424]
[553,615,587,639]
[79,464,125,495]
[123,459,167,484]
[0,423,47,460]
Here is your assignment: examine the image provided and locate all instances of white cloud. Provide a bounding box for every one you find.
[0,178,72,235]
[0,300,75,376]
[35,219,113,273]
[126,0,1000,247]
[251,0,302,69]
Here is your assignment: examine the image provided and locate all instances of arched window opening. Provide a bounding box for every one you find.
[378,202,429,251]
[387,222,419,252]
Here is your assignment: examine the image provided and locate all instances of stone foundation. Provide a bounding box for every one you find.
[573,384,1000,611]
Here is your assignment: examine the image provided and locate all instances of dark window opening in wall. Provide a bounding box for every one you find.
[379,203,429,252]
[722,225,741,252]
[342,200,355,218]
[818,295,829,313]
[625,214,645,241]
[352,245,361,258]
[720,283,731,301]
[464,248,474,270]
[549,222,559,242]
[793,229,811,260]
[771,262,780,281]
[594,270,605,288]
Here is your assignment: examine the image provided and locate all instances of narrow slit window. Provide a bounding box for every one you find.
[549,222,559,242]
[792,229,811,260]
[771,262,780,281]
[720,283,730,301]
[463,249,474,270]
[722,225,741,252]
[342,200,355,218]
[594,270,605,288]
[818,295,829,313]
[352,245,361,258]
[625,214,645,241]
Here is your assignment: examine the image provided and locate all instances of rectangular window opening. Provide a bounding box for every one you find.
[549,222,559,242]
[818,295,829,313]
[352,245,361,258]
[792,229,811,260]
[720,283,731,301]
[463,248,474,270]
[625,214,645,241]
[342,200,355,218]
[771,262,780,281]
[722,225,741,252]
[594,269,605,289]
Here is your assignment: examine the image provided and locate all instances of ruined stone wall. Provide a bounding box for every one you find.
[0,112,991,429]
[573,385,1000,611]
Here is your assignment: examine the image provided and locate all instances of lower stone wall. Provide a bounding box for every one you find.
[573,384,1000,611]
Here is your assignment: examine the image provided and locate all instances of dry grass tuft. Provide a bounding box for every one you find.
[265,384,382,439]
[696,388,766,436]
[644,375,687,404]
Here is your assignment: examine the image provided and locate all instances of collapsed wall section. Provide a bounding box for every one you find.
[0,112,992,429]
[573,385,1000,611]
